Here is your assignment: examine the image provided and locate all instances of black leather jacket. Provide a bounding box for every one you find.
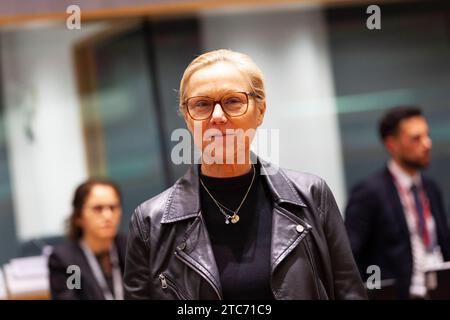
[124,159,367,300]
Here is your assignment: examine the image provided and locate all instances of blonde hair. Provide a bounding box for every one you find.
[179,49,265,113]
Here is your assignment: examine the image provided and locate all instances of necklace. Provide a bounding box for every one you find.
[200,164,256,224]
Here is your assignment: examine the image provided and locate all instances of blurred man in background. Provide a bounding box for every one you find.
[345,106,450,299]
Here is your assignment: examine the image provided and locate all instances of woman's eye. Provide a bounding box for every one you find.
[195,100,210,107]
[93,206,103,213]
[224,97,241,105]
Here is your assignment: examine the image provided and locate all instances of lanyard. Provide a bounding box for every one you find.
[80,240,124,300]
[391,176,434,250]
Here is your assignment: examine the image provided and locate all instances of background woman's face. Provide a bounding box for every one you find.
[78,184,122,241]
[184,62,265,163]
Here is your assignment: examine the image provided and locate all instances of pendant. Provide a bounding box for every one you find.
[230,214,240,224]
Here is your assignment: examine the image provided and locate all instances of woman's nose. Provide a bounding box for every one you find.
[102,207,114,220]
[210,103,227,124]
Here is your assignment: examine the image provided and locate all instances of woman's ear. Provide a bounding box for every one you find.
[256,100,266,126]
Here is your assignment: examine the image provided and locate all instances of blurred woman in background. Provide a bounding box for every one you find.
[48,179,127,300]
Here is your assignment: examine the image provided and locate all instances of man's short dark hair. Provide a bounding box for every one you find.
[378,106,423,141]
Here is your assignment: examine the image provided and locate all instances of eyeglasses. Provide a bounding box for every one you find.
[184,91,258,120]
[85,204,121,215]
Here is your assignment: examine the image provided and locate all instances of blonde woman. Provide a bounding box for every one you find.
[124,49,366,300]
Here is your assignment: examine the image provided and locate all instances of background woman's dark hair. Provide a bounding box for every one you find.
[378,106,423,141]
[66,178,122,241]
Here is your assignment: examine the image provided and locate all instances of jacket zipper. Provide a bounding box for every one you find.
[174,250,223,300]
[159,273,189,300]
[304,241,322,299]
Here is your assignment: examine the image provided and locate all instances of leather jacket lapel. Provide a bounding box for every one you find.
[160,165,222,299]
[271,205,312,273]
[260,159,318,291]
[174,215,223,299]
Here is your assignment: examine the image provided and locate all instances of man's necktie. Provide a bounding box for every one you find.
[410,184,430,248]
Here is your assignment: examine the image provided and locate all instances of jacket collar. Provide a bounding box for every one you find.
[259,158,307,208]
[388,160,422,190]
[161,156,306,224]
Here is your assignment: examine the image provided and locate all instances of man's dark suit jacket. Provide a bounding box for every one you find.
[48,234,127,300]
[345,167,450,299]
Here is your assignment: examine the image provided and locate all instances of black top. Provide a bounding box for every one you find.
[199,163,274,300]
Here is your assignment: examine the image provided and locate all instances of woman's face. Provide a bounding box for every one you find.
[184,62,266,163]
[77,184,122,241]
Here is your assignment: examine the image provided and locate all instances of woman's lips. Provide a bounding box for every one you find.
[204,131,236,139]
[100,224,115,230]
